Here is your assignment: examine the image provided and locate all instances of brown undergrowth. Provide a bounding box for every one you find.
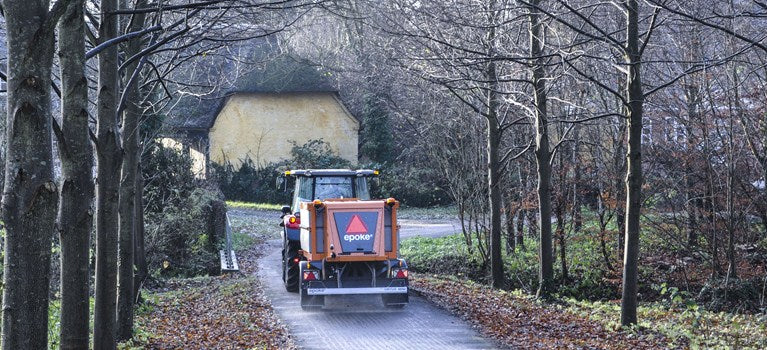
[124,228,295,350]
[411,274,680,350]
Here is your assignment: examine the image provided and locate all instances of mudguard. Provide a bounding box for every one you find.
[284,227,300,242]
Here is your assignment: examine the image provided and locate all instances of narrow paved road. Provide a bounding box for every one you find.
[398,218,462,239]
[256,239,496,350]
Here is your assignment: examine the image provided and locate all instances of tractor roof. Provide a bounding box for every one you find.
[283,169,379,177]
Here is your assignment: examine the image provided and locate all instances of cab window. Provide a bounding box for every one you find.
[293,178,313,211]
[355,177,371,200]
[314,177,353,200]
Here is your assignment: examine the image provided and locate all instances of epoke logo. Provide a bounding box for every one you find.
[343,214,372,242]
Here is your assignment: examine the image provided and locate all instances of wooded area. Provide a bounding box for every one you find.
[0,0,766,348]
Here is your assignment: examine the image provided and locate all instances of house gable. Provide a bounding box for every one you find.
[208,92,359,168]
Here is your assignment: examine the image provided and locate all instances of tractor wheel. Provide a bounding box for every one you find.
[283,239,300,293]
[281,246,286,282]
[299,262,324,310]
[382,293,408,308]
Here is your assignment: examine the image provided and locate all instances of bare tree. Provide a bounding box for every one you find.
[0,0,66,347]
[527,0,554,297]
[93,0,123,347]
[618,0,646,326]
[117,0,150,340]
[57,0,95,348]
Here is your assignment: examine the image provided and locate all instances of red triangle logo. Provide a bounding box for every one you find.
[345,214,368,234]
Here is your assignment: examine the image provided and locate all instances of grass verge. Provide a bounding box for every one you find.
[226,201,282,211]
[397,205,457,220]
[565,296,767,349]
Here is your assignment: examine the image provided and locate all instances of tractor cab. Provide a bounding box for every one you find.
[277,169,379,215]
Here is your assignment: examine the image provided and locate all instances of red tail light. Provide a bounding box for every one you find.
[303,270,319,281]
[286,215,300,229]
[293,257,299,264]
[393,268,408,279]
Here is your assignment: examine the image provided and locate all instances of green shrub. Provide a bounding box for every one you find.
[359,94,392,164]
[212,139,452,207]
[143,143,198,213]
[143,143,221,277]
[211,159,290,204]
[375,164,451,207]
[287,139,351,169]
[212,139,351,204]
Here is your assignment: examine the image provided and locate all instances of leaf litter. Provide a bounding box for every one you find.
[126,215,295,350]
[410,274,680,349]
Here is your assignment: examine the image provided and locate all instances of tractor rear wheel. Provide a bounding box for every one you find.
[283,239,300,293]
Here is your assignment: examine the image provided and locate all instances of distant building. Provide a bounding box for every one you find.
[164,90,359,176]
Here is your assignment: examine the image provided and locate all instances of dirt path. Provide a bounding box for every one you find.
[256,239,497,350]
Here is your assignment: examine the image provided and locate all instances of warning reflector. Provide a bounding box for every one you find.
[345,214,368,234]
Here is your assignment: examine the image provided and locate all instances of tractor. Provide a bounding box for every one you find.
[276,169,409,310]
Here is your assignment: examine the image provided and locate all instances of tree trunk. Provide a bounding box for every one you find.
[621,0,644,327]
[516,208,525,248]
[615,87,627,255]
[703,120,721,277]
[1,1,60,348]
[133,159,148,301]
[487,92,504,289]
[94,0,123,347]
[485,0,504,289]
[116,80,138,341]
[760,164,767,237]
[572,126,582,233]
[529,0,554,298]
[556,149,568,283]
[685,161,698,249]
[527,209,538,236]
[761,167,767,236]
[506,198,516,254]
[684,85,700,250]
[117,0,148,339]
[616,206,625,253]
[516,168,526,249]
[57,1,95,348]
[557,224,568,283]
[726,66,740,280]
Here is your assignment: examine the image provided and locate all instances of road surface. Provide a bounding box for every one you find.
[398,218,462,239]
[238,208,493,349]
[256,239,496,350]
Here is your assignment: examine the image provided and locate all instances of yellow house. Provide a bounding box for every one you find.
[168,91,359,176]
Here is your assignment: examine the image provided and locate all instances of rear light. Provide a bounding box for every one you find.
[286,215,300,229]
[292,257,299,264]
[303,270,320,281]
[392,268,408,279]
